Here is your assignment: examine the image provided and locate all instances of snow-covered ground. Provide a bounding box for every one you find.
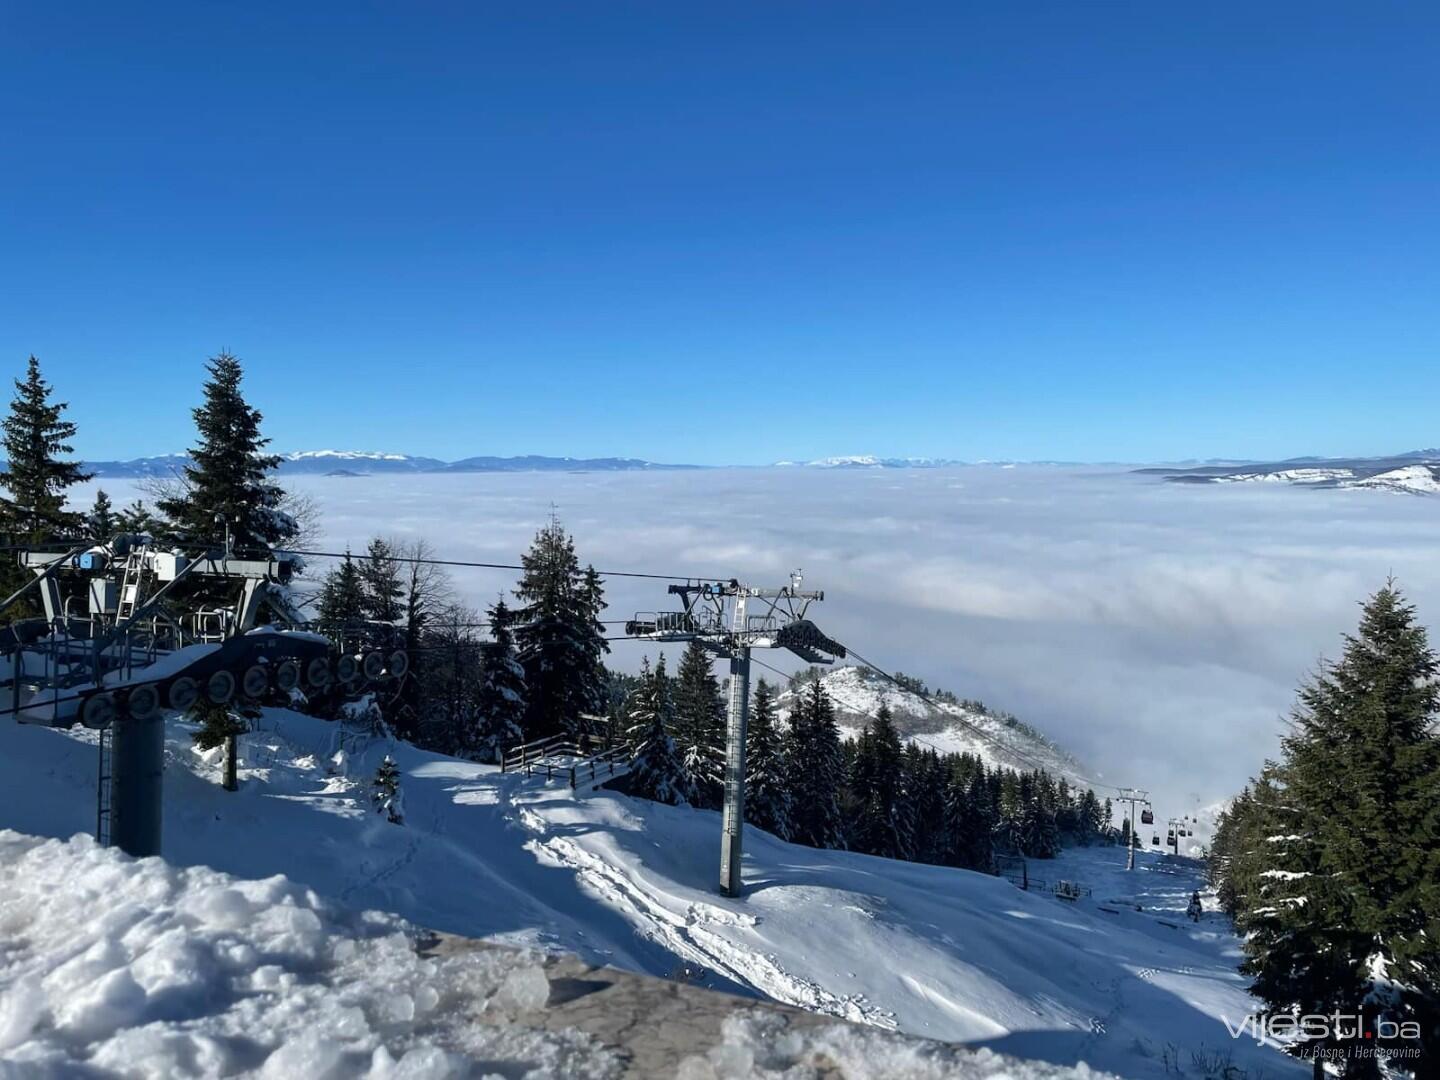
[1,710,1299,1079]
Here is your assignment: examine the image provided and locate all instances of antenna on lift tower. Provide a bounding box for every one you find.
[1114,787,1152,871]
[627,571,845,897]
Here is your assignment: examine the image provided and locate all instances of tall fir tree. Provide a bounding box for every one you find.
[317,554,367,628]
[361,537,404,623]
[469,599,527,763]
[156,352,291,553]
[0,356,90,540]
[744,678,793,840]
[624,656,691,805]
[672,639,726,809]
[848,706,913,859]
[513,518,608,740]
[785,676,846,850]
[85,489,115,542]
[1210,585,1440,1076]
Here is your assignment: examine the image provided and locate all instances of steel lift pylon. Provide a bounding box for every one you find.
[627,572,845,897]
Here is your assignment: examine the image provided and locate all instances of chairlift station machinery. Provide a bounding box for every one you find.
[2,535,408,857]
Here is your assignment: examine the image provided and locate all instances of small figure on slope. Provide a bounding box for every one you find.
[1187,890,1202,923]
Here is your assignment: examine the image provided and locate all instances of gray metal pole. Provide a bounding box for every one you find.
[109,716,164,857]
[719,645,751,897]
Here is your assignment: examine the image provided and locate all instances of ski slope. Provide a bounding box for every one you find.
[0,710,1299,1079]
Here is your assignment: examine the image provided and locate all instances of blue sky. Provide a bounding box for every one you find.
[1,2,1436,465]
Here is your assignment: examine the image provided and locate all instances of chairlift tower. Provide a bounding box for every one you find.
[1114,787,1151,871]
[627,571,845,897]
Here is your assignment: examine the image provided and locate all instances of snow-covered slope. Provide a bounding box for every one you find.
[777,666,1094,781]
[0,710,1295,1078]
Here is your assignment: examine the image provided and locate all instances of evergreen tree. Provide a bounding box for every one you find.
[470,599,527,763]
[672,639,725,808]
[372,755,404,823]
[317,553,367,628]
[744,678,792,840]
[625,656,690,805]
[785,676,846,849]
[513,519,609,740]
[156,352,292,553]
[849,706,913,859]
[360,537,404,623]
[115,499,157,535]
[1212,585,1440,1075]
[0,356,90,539]
[190,699,255,792]
[85,489,115,542]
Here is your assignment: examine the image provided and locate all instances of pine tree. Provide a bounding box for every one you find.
[372,755,404,823]
[317,553,367,628]
[156,352,291,554]
[190,700,254,792]
[470,599,527,763]
[115,499,157,535]
[85,489,115,542]
[514,518,608,740]
[744,678,792,840]
[672,639,725,808]
[360,537,404,623]
[0,356,90,539]
[849,705,913,859]
[785,676,846,849]
[625,656,690,805]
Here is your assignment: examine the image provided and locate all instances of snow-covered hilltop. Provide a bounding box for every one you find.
[1141,451,1440,495]
[776,666,1094,782]
[774,455,964,469]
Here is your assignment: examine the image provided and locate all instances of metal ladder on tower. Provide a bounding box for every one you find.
[116,550,153,621]
[96,725,113,848]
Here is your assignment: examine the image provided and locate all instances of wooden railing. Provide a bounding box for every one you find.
[500,733,633,789]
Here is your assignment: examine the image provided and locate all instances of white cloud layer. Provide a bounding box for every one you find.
[80,467,1440,813]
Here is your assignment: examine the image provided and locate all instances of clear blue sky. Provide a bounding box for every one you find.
[1,2,1436,465]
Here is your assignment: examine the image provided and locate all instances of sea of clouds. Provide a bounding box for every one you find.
[80,466,1440,813]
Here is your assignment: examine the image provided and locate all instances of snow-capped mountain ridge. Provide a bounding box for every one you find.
[1142,451,1440,495]
[78,451,702,477]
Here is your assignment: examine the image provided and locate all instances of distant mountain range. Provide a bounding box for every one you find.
[1138,450,1440,495]
[79,450,702,478]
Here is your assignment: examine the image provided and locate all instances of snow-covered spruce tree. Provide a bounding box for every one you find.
[317,553,367,629]
[784,675,846,850]
[848,706,914,860]
[1238,585,1440,1075]
[672,639,725,809]
[0,356,90,541]
[190,699,256,792]
[372,755,404,824]
[360,536,404,623]
[744,678,793,840]
[469,599,527,763]
[86,489,115,542]
[513,518,608,741]
[624,656,691,805]
[156,352,292,554]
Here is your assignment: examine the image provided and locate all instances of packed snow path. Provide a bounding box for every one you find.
[0,710,1300,1079]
